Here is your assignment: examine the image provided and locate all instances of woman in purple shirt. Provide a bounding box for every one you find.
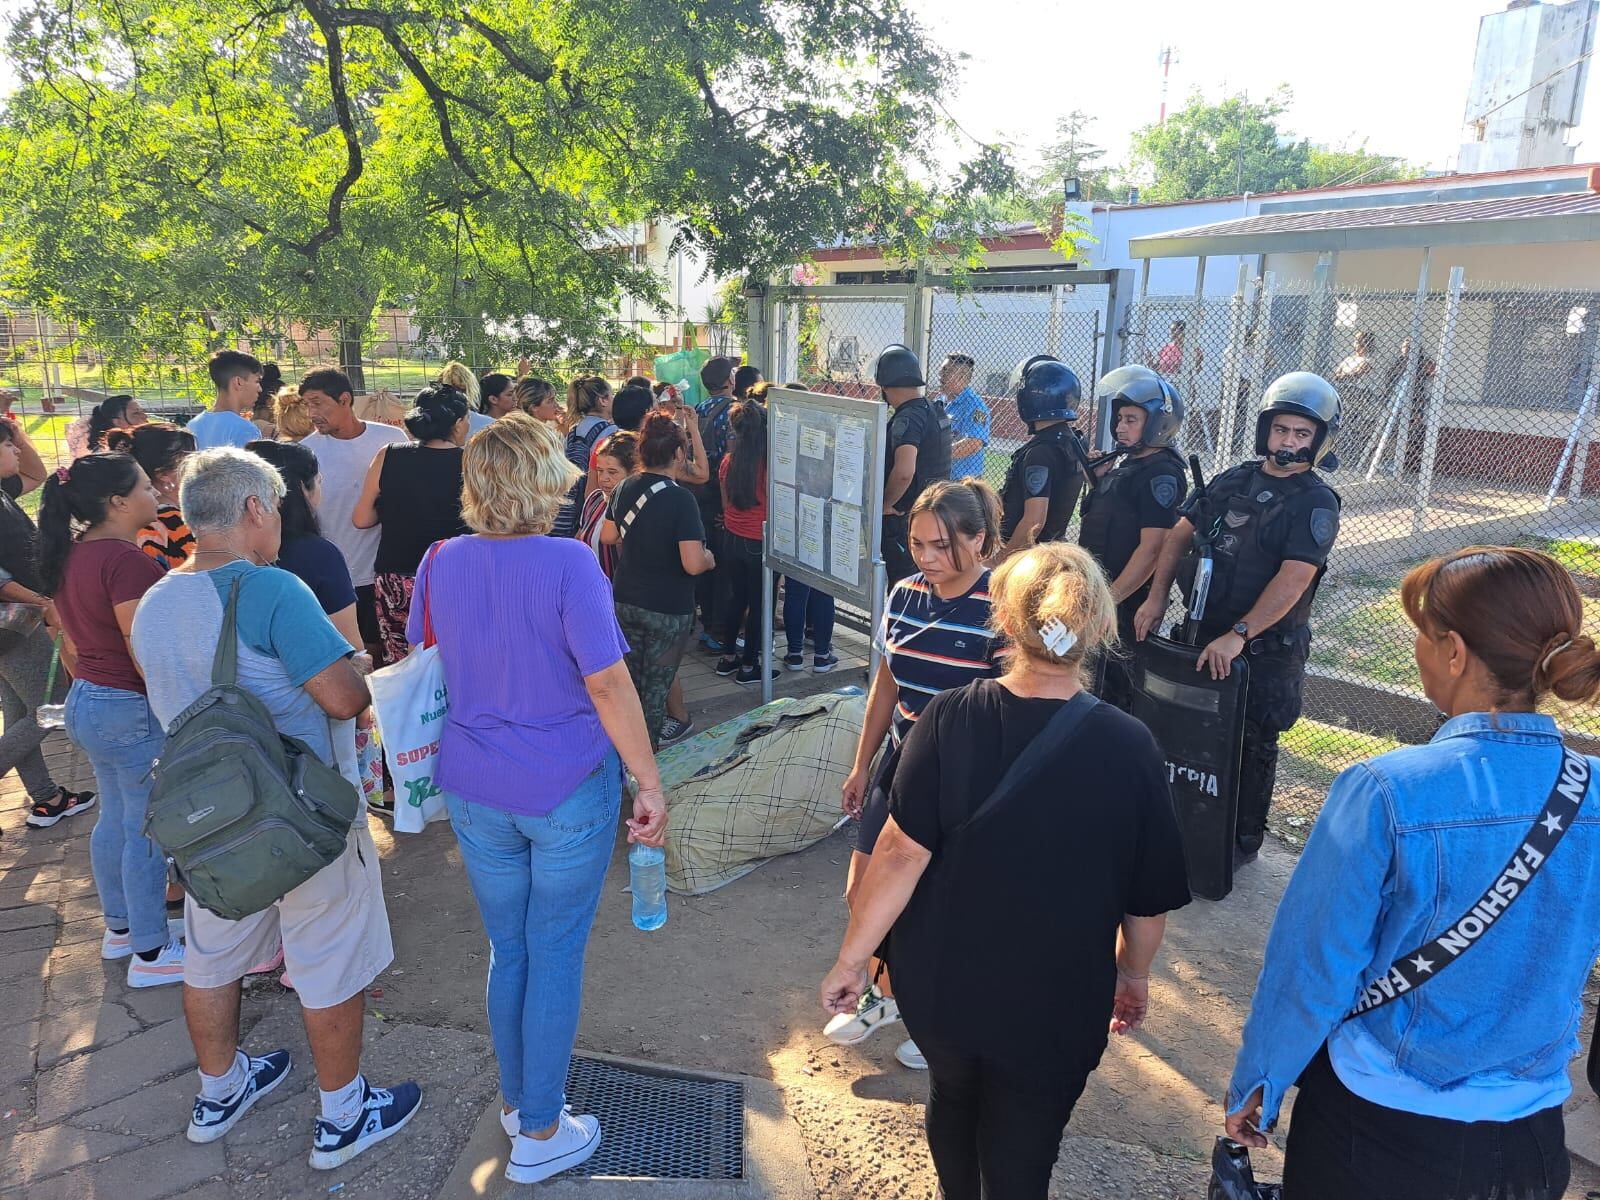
[407,414,667,1186]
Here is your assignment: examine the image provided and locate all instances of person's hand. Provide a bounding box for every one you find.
[820,959,869,1017]
[355,706,374,730]
[1110,970,1149,1034]
[1132,598,1163,642]
[516,355,532,378]
[39,597,58,630]
[1224,1086,1268,1149]
[1196,632,1244,680]
[702,549,716,573]
[627,785,667,847]
[840,765,869,819]
[0,389,19,409]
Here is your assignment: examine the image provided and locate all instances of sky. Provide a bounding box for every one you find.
[909,0,1600,178]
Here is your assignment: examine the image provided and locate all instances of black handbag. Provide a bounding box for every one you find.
[1208,1137,1281,1200]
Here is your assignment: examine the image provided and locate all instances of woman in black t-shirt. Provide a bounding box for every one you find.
[601,412,715,747]
[820,541,1190,1200]
[353,385,471,664]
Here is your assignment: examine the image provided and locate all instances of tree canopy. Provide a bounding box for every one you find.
[0,0,1012,373]
[1124,89,1414,203]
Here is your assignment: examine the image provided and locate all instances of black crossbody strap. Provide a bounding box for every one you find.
[1347,744,1591,1020]
[950,691,1099,843]
[618,478,672,540]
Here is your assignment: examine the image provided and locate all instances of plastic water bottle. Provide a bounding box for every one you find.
[629,843,668,932]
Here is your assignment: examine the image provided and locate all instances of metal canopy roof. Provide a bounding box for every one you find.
[1129,190,1600,259]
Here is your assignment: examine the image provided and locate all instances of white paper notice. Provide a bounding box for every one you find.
[797,494,826,571]
[828,503,860,587]
[772,483,798,558]
[832,420,866,505]
[773,413,799,486]
[799,425,827,460]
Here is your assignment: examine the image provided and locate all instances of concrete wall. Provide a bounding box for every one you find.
[1263,242,1600,290]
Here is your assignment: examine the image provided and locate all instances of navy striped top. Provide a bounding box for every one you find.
[877,571,1004,747]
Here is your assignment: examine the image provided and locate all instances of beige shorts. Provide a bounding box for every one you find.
[183,824,394,1010]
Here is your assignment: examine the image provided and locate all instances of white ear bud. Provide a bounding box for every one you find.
[1038,617,1077,658]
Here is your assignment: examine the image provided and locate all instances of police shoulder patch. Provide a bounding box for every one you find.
[1310,507,1338,547]
[1150,474,1180,509]
[1025,465,1051,496]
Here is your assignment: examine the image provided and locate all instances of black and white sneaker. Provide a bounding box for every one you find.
[658,716,695,745]
[812,653,840,674]
[782,652,807,671]
[308,1078,422,1170]
[506,1110,602,1184]
[735,664,780,687]
[713,656,740,677]
[25,788,96,828]
[186,1050,293,1144]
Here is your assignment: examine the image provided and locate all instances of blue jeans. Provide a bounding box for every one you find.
[66,680,169,954]
[446,750,621,1132]
[783,578,834,657]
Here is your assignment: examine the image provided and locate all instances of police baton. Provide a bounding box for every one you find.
[1180,454,1213,647]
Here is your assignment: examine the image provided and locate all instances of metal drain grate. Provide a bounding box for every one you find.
[560,1054,745,1180]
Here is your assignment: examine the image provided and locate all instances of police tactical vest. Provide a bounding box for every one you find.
[1000,426,1084,542]
[891,397,953,514]
[1182,463,1340,639]
[1079,447,1185,576]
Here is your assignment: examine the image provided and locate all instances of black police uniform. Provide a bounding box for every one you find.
[882,396,953,584]
[998,425,1085,547]
[1178,460,1341,854]
[1078,446,1187,710]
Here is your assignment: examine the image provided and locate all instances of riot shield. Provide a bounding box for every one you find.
[1129,636,1250,901]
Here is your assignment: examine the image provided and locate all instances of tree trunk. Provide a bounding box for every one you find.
[337,316,367,393]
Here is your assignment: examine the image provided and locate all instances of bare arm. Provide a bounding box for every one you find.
[1109,527,1167,604]
[326,602,363,652]
[351,445,387,529]
[113,598,145,678]
[583,659,666,846]
[841,657,898,818]
[600,518,621,547]
[300,657,370,721]
[1133,518,1193,640]
[1195,560,1319,680]
[951,436,982,459]
[679,414,710,485]
[11,421,46,495]
[678,539,715,576]
[882,444,917,515]
[1109,913,1169,1035]
[820,816,933,1014]
[996,496,1048,561]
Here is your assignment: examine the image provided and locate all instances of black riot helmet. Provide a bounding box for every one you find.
[873,343,925,389]
[1254,371,1342,469]
[1011,354,1081,424]
[1094,364,1184,449]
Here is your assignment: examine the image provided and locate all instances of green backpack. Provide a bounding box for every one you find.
[143,578,359,921]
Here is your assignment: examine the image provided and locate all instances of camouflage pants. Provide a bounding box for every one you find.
[615,603,695,750]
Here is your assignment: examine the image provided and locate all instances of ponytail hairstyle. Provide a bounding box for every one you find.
[437,360,480,410]
[595,430,640,476]
[103,422,195,493]
[907,477,1002,572]
[255,363,283,419]
[636,410,687,471]
[1401,545,1600,709]
[516,376,556,414]
[989,542,1117,675]
[246,439,321,540]
[404,384,470,443]
[86,394,136,451]
[565,376,611,427]
[725,400,767,510]
[37,453,145,593]
[479,372,513,415]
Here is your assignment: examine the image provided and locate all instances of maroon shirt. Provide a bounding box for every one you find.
[55,539,165,693]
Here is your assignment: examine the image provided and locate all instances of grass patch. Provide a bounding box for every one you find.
[1271,718,1407,848]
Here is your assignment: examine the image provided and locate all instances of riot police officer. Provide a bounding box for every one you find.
[1135,372,1343,863]
[1078,365,1187,711]
[996,356,1087,559]
[877,343,952,585]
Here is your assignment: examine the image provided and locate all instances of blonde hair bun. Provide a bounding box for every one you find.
[989,542,1117,670]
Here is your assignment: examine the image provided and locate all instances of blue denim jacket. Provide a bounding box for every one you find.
[1229,712,1600,1124]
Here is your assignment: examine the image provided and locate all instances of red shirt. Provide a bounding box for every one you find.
[719,458,767,540]
[55,539,165,693]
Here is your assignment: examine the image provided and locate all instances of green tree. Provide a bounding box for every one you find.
[1034,110,1121,203]
[1125,89,1414,203]
[0,0,1013,384]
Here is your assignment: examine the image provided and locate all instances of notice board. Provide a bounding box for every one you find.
[762,387,887,614]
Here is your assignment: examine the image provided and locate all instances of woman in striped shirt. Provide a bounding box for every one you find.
[825,478,1005,1071]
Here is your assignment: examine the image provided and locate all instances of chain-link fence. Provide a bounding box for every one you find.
[0,306,741,473]
[1126,272,1600,847]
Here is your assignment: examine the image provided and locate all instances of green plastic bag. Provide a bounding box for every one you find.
[653,347,711,409]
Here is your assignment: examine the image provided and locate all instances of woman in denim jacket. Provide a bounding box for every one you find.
[1226,545,1600,1199]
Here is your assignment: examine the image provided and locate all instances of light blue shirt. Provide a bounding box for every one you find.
[1229,712,1600,1125]
[467,410,494,437]
[944,387,990,479]
[186,409,262,450]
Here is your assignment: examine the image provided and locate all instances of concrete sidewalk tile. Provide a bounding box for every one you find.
[35,1018,195,1125]
[37,999,143,1069]
[0,922,57,955]
[120,984,185,1026]
[0,900,57,930]
[0,1121,145,1188]
[67,1071,195,1141]
[19,1132,226,1200]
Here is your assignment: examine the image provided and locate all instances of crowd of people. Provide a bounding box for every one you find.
[1,334,1597,1200]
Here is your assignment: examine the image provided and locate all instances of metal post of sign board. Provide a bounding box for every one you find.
[761,526,775,704]
[1414,266,1465,534]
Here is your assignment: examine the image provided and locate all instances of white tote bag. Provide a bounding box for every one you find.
[367,544,450,833]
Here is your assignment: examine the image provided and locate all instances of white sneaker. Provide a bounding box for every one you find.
[101,918,184,961]
[501,1107,519,1138]
[127,938,186,988]
[823,985,902,1046]
[895,1039,927,1070]
[505,1110,601,1184]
